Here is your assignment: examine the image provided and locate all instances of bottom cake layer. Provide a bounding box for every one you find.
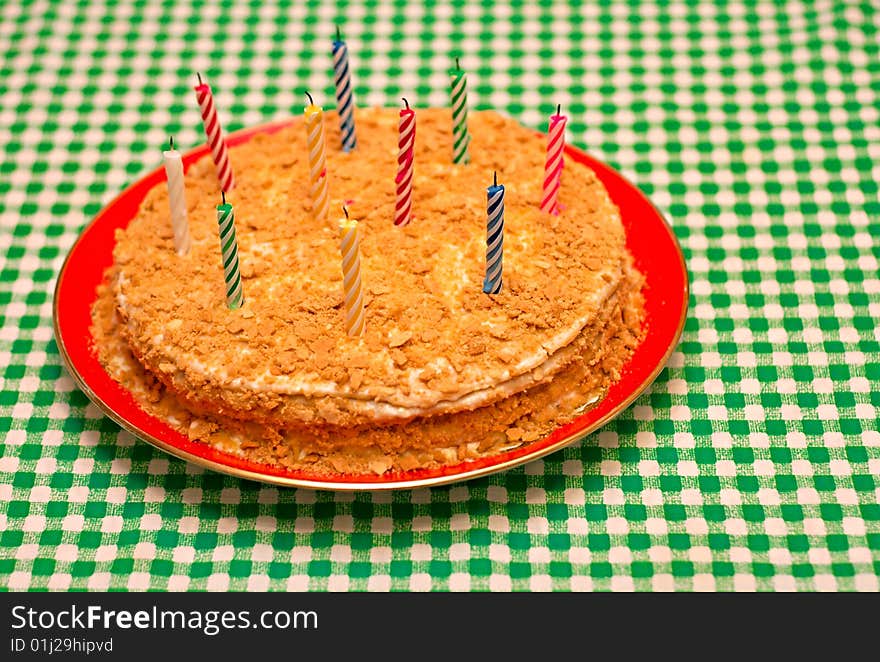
[90,268,645,477]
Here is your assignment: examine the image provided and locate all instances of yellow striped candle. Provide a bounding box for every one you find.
[338,208,365,337]
[304,92,330,223]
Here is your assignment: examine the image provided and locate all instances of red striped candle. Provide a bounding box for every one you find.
[394,97,416,227]
[540,104,567,215]
[194,73,235,193]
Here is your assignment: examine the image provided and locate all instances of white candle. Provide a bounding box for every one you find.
[163,137,191,255]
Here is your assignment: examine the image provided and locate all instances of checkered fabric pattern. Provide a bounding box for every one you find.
[1,0,878,592]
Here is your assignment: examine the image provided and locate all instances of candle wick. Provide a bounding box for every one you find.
[169,136,173,150]
[402,97,409,110]
[305,90,314,105]
[557,103,561,116]
[197,72,202,85]
[343,205,349,220]
[336,25,341,41]
[222,191,226,205]
[494,171,497,187]
[456,56,460,70]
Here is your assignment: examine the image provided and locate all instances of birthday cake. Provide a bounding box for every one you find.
[91,107,646,476]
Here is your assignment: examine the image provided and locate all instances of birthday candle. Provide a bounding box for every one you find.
[216,193,244,310]
[394,98,416,227]
[304,92,330,224]
[338,208,365,337]
[540,104,567,215]
[449,57,471,164]
[162,136,191,255]
[194,73,235,192]
[332,27,357,152]
[483,172,505,294]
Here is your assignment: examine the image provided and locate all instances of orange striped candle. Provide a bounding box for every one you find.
[304,92,330,223]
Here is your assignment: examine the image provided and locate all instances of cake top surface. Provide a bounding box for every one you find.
[112,108,629,417]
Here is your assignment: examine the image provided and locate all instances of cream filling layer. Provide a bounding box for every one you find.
[115,269,621,421]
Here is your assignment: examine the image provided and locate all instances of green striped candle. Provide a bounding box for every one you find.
[449,57,471,164]
[216,193,244,310]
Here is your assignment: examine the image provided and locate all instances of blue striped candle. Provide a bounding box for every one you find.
[332,27,357,152]
[483,172,504,294]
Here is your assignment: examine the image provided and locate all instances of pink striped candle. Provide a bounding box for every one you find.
[394,97,416,227]
[194,73,235,192]
[540,104,567,215]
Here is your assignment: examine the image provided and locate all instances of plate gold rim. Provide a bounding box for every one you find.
[52,121,688,491]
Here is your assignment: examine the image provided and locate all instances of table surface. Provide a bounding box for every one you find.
[1,0,878,591]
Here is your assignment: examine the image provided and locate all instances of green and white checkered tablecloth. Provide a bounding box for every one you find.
[1,0,878,591]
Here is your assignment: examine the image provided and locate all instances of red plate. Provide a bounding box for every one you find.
[53,119,688,490]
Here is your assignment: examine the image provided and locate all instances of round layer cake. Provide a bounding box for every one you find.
[108,108,635,433]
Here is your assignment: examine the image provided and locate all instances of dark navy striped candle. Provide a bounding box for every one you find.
[332,26,357,152]
[483,172,505,294]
